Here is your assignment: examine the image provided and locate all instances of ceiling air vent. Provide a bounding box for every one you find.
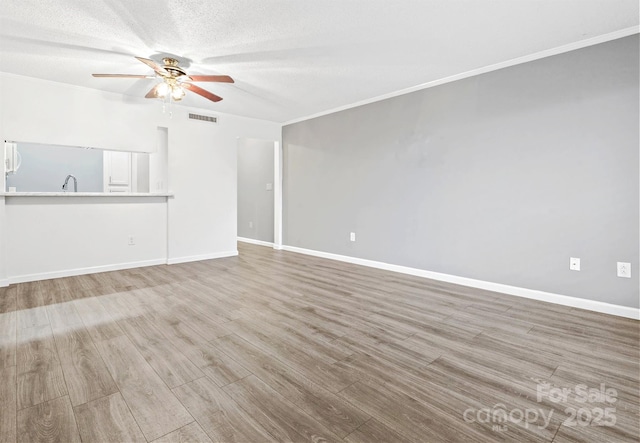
[189,113,218,123]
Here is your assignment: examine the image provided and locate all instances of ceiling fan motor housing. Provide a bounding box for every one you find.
[162,57,187,77]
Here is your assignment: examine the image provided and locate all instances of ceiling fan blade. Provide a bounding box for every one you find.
[183,83,223,102]
[92,74,154,78]
[187,75,234,83]
[135,56,169,76]
[144,84,163,99]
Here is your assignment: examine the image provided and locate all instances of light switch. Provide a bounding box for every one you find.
[266,183,273,191]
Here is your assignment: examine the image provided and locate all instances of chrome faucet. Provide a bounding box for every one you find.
[62,174,77,192]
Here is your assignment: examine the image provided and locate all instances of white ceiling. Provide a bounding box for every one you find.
[0,1,637,123]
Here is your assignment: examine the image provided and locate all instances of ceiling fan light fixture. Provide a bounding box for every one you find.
[156,82,170,98]
[171,85,186,101]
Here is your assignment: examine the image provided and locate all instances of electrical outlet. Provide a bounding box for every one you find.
[249,221,253,228]
[128,235,135,246]
[569,257,580,271]
[350,232,356,242]
[617,262,631,278]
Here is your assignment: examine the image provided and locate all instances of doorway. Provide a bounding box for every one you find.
[237,138,278,245]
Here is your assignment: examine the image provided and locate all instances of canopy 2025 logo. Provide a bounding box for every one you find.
[462,383,617,433]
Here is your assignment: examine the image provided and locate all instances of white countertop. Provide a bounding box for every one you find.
[1,192,173,197]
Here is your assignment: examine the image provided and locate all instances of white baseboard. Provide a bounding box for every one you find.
[4,250,240,285]
[167,250,238,265]
[238,237,274,247]
[282,245,639,320]
[7,258,167,285]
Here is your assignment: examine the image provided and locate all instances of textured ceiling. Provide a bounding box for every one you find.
[0,1,637,123]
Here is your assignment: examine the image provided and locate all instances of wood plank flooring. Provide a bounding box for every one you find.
[0,242,638,442]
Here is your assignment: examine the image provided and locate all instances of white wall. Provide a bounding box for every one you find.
[149,128,169,193]
[165,107,281,262]
[0,73,281,281]
[0,73,156,152]
[5,197,167,282]
[0,197,6,285]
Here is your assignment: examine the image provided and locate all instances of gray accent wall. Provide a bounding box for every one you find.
[238,138,275,242]
[283,36,639,308]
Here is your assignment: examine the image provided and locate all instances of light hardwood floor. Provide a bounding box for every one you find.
[0,242,638,442]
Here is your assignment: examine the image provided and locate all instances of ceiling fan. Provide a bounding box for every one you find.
[92,56,234,103]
